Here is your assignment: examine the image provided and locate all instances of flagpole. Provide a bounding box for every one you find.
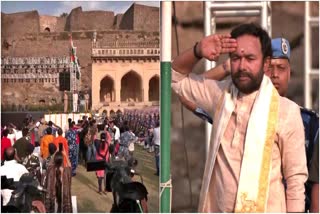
[69,34,81,92]
[160,1,172,213]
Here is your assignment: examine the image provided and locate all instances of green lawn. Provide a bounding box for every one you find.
[71,144,159,212]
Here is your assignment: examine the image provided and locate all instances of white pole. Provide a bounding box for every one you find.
[304,2,311,108]
[261,2,268,32]
[161,2,172,62]
[204,1,214,157]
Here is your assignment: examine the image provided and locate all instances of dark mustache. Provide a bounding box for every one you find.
[234,71,254,79]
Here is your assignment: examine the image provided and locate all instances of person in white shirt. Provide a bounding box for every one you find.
[73,90,78,112]
[1,147,29,206]
[152,121,160,176]
[109,120,120,143]
[7,127,16,146]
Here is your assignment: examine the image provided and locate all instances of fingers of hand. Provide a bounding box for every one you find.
[219,34,232,39]
[221,47,237,53]
[221,38,237,53]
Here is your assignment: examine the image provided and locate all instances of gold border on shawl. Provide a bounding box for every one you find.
[256,88,279,212]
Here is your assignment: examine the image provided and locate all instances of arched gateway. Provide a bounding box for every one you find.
[121,71,142,102]
[91,31,160,114]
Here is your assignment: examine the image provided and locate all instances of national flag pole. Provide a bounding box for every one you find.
[160,1,172,213]
[70,34,81,81]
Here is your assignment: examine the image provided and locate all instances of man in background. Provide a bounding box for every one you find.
[73,90,78,112]
[64,90,68,113]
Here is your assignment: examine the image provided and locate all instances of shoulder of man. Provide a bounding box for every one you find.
[278,96,301,118]
[300,107,319,124]
[300,106,319,142]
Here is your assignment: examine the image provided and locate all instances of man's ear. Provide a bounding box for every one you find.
[263,57,271,72]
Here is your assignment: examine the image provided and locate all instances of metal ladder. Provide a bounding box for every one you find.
[304,1,319,109]
[203,1,272,155]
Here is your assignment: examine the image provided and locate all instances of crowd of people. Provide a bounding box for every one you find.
[1,108,160,211]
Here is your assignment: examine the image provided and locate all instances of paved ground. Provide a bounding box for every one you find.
[71,144,159,212]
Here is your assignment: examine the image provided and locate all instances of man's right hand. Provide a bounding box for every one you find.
[172,34,237,75]
[197,34,237,61]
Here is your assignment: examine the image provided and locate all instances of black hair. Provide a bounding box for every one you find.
[49,143,57,155]
[155,121,160,127]
[230,23,272,59]
[2,129,9,137]
[4,147,15,161]
[69,122,74,129]
[48,121,53,127]
[54,151,63,167]
[124,125,130,132]
[46,127,52,135]
[57,128,63,136]
[22,127,29,137]
[26,143,35,155]
[54,151,63,212]
[100,132,106,150]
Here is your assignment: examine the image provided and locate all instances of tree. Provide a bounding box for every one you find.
[60,12,68,18]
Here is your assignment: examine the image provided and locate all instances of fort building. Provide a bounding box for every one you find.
[1,3,159,115]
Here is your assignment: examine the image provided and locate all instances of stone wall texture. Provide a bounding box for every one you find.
[65,7,115,31]
[1,11,40,38]
[39,15,67,33]
[120,3,159,31]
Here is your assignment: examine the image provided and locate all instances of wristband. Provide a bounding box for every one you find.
[193,42,202,59]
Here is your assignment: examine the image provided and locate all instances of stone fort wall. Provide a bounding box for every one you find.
[120,3,159,31]
[39,15,66,33]
[65,7,115,32]
[1,4,160,87]
[1,11,40,38]
[1,3,158,35]
[1,3,160,108]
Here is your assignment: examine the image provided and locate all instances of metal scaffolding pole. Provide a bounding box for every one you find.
[304,1,319,109]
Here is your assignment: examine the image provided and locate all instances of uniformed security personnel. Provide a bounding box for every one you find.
[267,38,319,212]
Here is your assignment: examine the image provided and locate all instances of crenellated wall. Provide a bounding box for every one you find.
[119,3,159,31]
[65,7,115,31]
[39,15,66,33]
[1,11,40,38]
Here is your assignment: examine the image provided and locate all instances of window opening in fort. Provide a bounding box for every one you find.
[100,76,115,103]
[121,71,142,102]
[110,110,115,118]
[116,109,122,116]
[149,75,159,101]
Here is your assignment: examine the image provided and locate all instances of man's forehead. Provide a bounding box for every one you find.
[233,35,261,55]
[270,58,290,65]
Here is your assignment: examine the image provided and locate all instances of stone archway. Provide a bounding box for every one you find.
[116,109,122,116]
[121,71,142,102]
[100,76,114,103]
[110,110,116,118]
[149,75,159,101]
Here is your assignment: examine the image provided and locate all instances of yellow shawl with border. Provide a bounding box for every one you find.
[198,75,279,212]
